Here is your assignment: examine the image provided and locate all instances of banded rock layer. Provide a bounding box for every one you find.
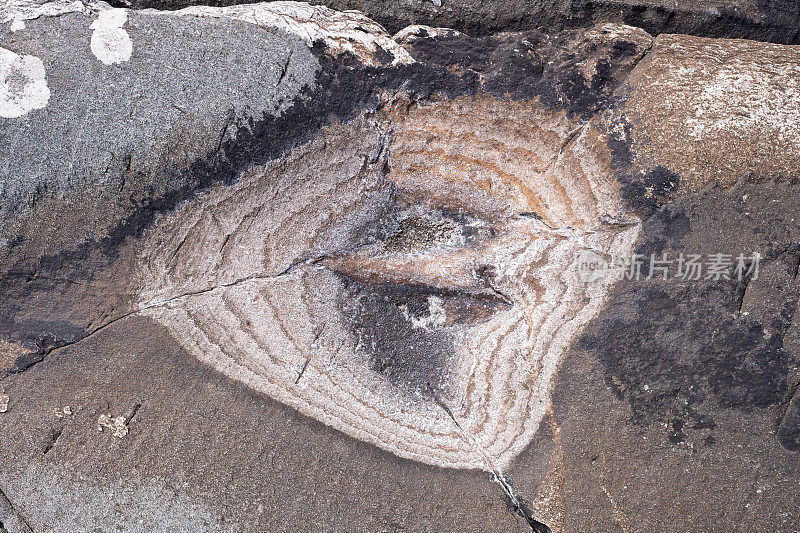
[138,97,640,469]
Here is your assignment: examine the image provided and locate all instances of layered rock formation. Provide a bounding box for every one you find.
[1,2,798,531]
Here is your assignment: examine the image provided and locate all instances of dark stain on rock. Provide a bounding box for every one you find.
[579,282,791,428]
[619,166,680,217]
[579,183,800,448]
[402,27,649,119]
[336,276,461,401]
[605,108,682,217]
[633,204,691,257]
[606,113,635,167]
[3,318,87,378]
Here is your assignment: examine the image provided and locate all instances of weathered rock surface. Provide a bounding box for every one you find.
[105,0,800,44]
[1,2,799,532]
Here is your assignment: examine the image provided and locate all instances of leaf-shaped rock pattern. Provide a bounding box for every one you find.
[138,96,640,470]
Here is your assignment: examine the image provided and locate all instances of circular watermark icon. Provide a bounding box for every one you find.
[577,250,608,282]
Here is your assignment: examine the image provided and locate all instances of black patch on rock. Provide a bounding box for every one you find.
[633,205,691,257]
[619,166,680,217]
[605,113,683,217]
[2,318,87,378]
[402,28,647,119]
[579,283,790,421]
[579,182,800,448]
[336,276,460,400]
[606,114,635,169]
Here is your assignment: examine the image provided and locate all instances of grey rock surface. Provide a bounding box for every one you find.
[0,4,315,263]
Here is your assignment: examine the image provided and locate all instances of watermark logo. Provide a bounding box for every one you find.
[576,251,609,282]
[577,251,761,282]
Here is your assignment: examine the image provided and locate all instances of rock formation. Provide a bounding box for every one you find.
[0,1,798,531]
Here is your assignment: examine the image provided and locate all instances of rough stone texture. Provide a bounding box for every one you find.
[103,0,800,44]
[618,34,800,194]
[1,2,800,532]
[0,5,315,258]
[0,315,532,532]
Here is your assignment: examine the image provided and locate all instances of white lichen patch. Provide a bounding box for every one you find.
[684,63,800,142]
[1,0,90,30]
[393,25,463,44]
[90,8,132,65]
[0,393,8,413]
[0,47,50,119]
[175,1,414,67]
[97,413,129,438]
[400,295,448,330]
[55,405,73,418]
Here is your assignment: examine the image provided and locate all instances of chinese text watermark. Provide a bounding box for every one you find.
[577,251,761,283]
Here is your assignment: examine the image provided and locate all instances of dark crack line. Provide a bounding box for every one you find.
[541,124,585,178]
[157,237,385,307]
[432,394,461,429]
[517,211,554,228]
[432,397,550,533]
[167,232,189,269]
[276,46,294,87]
[736,271,754,314]
[295,359,310,384]
[482,280,514,306]
[734,249,775,315]
[0,485,33,533]
[216,108,235,155]
[42,427,64,456]
[494,472,551,533]
[140,256,321,310]
[124,403,142,425]
[218,232,233,255]
[11,263,313,376]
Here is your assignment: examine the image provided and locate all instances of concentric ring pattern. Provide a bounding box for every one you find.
[138,98,639,470]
